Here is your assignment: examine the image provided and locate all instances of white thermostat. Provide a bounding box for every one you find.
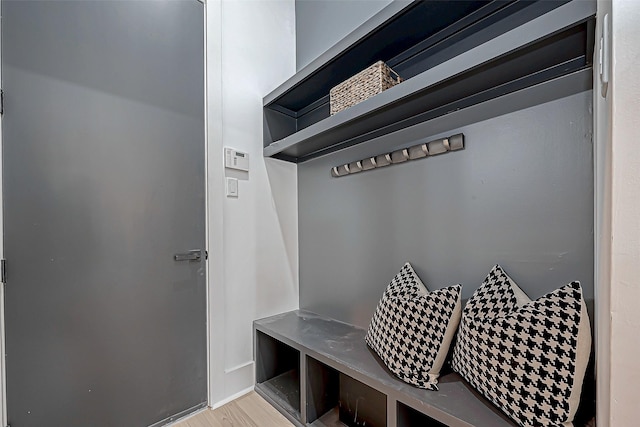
[224,147,249,172]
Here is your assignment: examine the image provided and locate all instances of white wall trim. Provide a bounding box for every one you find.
[210,386,254,411]
[205,0,227,407]
[594,2,612,426]
[206,0,298,407]
[203,0,213,409]
[607,1,640,425]
[224,360,254,375]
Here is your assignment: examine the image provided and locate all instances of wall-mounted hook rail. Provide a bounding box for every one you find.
[331,134,464,178]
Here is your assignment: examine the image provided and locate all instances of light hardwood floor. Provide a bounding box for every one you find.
[173,392,294,427]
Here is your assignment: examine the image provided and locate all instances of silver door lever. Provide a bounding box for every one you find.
[174,250,202,262]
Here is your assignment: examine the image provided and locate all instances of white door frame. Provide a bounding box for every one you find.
[203,0,226,409]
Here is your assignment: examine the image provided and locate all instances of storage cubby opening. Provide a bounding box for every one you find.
[397,402,448,427]
[255,331,301,418]
[306,356,386,427]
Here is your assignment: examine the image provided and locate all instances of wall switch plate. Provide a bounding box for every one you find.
[226,177,238,197]
[224,147,249,171]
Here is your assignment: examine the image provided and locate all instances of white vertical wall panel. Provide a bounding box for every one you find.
[206,0,298,406]
[608,0,640,425]
[593,2,612,426]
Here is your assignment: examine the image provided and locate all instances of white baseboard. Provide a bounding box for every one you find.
[210,385,254,410]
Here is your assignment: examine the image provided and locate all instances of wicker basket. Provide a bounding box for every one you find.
[330,60,402,115]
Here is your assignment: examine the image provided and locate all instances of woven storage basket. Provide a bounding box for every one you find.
[330,60,402,115]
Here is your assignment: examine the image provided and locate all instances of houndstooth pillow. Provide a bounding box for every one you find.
[378,262,428,299]
[451,265,591,427]
[365,263,462,390]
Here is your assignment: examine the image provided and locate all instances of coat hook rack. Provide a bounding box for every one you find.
[331,133,464,178]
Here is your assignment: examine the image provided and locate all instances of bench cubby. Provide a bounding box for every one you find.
[255,330,301,420]
[397,401,447,427]
[306,355,386,427]
[254,310,515,427]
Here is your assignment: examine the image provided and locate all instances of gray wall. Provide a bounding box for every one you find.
[295,0,394,70]
[298,91,594,328]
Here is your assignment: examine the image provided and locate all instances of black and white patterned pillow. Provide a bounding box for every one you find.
[379,262,428,299]
[365,263,462,390]
[451,265,591,427]
[461,265,529,319]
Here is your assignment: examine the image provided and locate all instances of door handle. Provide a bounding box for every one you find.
[174,250,202,262]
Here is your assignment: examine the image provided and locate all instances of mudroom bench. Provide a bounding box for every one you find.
[254,310,516,427]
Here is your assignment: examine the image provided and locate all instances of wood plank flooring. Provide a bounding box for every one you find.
[173,391,294,427]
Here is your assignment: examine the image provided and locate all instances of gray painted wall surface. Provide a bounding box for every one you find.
[298,91,594,328]
[295,0,395,70]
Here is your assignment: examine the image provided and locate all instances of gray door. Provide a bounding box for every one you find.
[2,1,207,426]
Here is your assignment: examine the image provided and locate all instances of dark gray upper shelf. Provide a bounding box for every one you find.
[263,0,596,163]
